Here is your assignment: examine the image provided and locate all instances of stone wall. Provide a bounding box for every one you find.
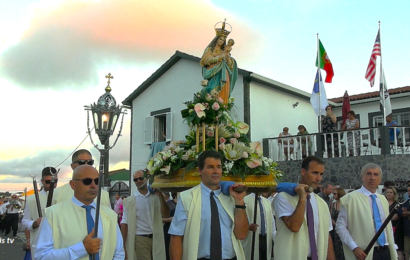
[277,154,410,190]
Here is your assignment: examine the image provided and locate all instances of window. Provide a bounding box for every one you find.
[373,112,410,127]
[144,109,172,144]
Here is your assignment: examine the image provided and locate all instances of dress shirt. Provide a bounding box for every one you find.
[249,194,277,240]
[121,189,153,235]
[33,196,124,260]
[113,198,122,214]
[22,190,47,231]
[274,192,332,257]
[0,203,7,214]
[169,182,236,259]
[5,200,21,214]
[335,186,394,251]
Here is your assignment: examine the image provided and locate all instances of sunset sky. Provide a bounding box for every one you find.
[1,0,409,192]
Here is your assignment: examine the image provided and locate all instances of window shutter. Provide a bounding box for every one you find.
[166,112,173,141]
[144,116,154,144]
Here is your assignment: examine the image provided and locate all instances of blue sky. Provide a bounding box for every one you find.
[0,0,409,192]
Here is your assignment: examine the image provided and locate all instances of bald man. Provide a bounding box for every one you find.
[121,170,170,260]
[32,165,124,260]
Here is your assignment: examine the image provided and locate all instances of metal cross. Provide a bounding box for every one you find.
[105,73,114,87]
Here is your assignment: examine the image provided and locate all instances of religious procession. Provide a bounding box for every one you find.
[2,20,409,260]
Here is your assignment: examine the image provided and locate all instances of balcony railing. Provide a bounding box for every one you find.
[263,126,410,161]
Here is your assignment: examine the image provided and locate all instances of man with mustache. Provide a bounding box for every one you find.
[336,163,397,260]
[273,156,335,260]
[121,169,170,260]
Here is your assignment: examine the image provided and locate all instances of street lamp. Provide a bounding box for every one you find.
[84,73,126,256]
[85,73,126,186]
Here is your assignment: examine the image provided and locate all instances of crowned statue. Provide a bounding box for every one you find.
[200,20,238,104]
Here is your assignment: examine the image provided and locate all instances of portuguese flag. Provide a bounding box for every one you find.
[315,40,334,83]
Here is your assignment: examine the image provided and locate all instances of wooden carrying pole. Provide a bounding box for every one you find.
[196,125,200,153]
[202,122,205,151]
[215,124,219,151]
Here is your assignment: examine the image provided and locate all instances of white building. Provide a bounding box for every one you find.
[330,86,410,130]
[122,51,322,191]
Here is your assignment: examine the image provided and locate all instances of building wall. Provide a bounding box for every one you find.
[277,154,410,195]
[332,94,410,128]
[249,81,318,141]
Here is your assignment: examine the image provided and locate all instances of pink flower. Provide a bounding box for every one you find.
[207,131,214,137]
[246,154,262,168]
[241,152,248,158]
[233,132,240,138]
[194,103,206,118]
[212,102,220,111]
[219,137,226,143]
[230,138,237,144]
[219,143,225,149]
[218,97,224,103]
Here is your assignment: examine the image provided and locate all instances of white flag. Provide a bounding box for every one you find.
[380,69,392,115]
[310,69,329,116]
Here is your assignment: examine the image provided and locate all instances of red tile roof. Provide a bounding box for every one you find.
[329,86,410,103]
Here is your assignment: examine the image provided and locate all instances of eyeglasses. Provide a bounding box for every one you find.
[72,178,99,185]
[73,159,94,166]
[283,129,288,132]
[133,177,145,182]
[44,180,58,184]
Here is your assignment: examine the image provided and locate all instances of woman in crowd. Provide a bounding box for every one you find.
[118,196,126,225]
[322,105,339,157]
[330,187,346,260]
[342,110,360,156]
[296,125,312,158]
[385,187,405,260]
[278,127,294,160]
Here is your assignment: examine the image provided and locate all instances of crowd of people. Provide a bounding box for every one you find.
[1,148,409,260]
[278,107,402,160]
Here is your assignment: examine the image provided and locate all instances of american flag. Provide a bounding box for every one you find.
[365,30,381,87]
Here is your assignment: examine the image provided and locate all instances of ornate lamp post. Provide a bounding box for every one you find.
[84,73,126,258]
[85,73,126,185]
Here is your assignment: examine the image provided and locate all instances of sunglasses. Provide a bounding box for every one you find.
[73,159,94,166]
[73,178,99,185]
[133,177,145,182]
[44,180,58,184]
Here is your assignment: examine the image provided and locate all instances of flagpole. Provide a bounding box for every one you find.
[317,33,322,132]
[378,21,386,125]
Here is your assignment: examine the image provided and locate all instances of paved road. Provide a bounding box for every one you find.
[0,223,27,260]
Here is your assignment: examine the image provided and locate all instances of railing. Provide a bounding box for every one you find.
[263,126,410,161]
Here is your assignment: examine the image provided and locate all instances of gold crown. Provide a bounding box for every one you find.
[214,19,232,38]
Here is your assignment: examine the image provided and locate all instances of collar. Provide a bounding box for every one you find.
[135,188,151,198]
[359,185,377,196]
[71,196,97,208]
[200,182,221,197]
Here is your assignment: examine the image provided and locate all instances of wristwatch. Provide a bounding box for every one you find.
[235,204,246,209]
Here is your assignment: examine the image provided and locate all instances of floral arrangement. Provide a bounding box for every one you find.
[181,90,234,126]
[147,90,283,181]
